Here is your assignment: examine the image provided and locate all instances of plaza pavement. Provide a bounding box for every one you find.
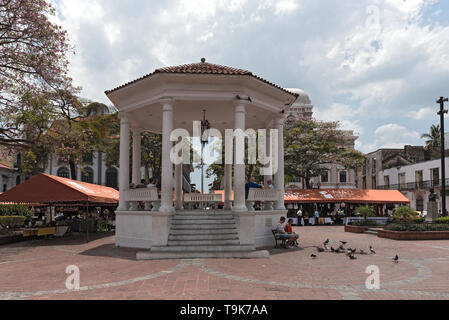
[1,226,449,300]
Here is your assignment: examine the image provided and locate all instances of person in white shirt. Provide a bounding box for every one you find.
[276,216,297,248]
[147,178,156,188]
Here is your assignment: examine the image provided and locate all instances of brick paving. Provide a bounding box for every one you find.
[1,226,449,300]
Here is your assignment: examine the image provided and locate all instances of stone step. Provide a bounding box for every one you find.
[169,234,239,241]
[171,220,236,225]
[170,229,238,235]
[172,215,234,220]
[136,250,269,260]
[151,245,255,252]
[167,239,240,246]
[171,224,237,230]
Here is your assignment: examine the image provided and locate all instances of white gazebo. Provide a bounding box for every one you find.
[105,59,298,259]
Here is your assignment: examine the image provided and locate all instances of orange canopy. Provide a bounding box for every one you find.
[0,173,119,205]
[284,189,410,204]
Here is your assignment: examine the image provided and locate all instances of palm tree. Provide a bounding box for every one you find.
[421,124,441,150]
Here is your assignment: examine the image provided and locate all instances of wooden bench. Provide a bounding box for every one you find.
[247,189,280,211]
[271,229,288,248]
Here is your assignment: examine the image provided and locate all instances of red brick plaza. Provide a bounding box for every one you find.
[1,226,449,300]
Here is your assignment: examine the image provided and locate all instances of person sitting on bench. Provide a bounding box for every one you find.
[284,219,299,247]
[276,217,298,249]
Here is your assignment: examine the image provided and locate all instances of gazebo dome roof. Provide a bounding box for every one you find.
[285,88,312,105]
[106,59,299,98]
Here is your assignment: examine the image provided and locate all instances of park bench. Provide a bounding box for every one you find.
[271,229,288,248]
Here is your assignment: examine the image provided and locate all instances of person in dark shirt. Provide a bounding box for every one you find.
[245,176,263,199]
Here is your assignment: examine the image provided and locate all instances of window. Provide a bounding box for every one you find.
[383,176,389,187]
[431,168,440,187]
[415,170,423,188]
[81,167,94,184]
[57,167,70,179]
[372,158,377,174]
[16,175,21,186]
[399,173,406,190]
[3,184,6,192]
[416,198,424,212]
[372,176,377,189]
[321,171,329,183]
[106,167,118,189]
[339,171,347,183]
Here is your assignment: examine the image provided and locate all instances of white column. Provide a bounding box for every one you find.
[130,128,142,211]
[118,113,130,211]
[132,129,142,185]
[264,126,274,210]
[224,164,232,210]
[274,116,285,210]
[160,99,175,213]
[175,164,183,210]
[233,102,248,212]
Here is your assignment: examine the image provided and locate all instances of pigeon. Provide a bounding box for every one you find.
[360,250,367,255]
[370,246,376,254]
[324,239,330,246]
[324,244,330,251]
[349,254,357,260]
[331,247,336,253]
[340,241,347,245]
[339,245,345,251]
[393,255,399,263]
[317,247,325,253]
[311,254,317,259]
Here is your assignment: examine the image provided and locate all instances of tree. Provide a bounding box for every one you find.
[421,124,441,150]
[0,0,76,149]
[284,120,366,189]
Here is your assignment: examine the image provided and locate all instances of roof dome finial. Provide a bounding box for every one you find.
[201,58,206,63]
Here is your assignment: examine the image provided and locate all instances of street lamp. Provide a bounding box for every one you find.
[200,110,210,194]
[437,97,448,216]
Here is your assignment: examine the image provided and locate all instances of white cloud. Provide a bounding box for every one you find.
[408,107,435,120]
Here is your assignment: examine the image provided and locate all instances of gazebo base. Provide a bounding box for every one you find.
[115,209,287,252]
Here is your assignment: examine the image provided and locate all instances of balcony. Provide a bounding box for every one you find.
[377,179,449,191]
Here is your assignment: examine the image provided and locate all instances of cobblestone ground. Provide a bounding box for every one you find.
[1,226,449,300]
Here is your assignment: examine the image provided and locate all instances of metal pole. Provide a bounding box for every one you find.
[437,97,449,217]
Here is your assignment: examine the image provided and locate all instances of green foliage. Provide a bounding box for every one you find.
[393,206,417,222]
[351,220,379,227]
[421,124,441,150]
[0,216,27,229]
[435,217,449,224]
[355,206,375,220]
[0,204,32,218]
[413,217,426,224]
[284,120,366,188]
[386,223,449,232]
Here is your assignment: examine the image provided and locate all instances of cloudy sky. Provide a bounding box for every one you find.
[51,0,449,156]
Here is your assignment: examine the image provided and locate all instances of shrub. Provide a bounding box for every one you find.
[0,216,27,229]
[355,206,375,220]
[386,223,449,232]
[351,220,379,227]
[435,217,449,224]
[0,204,32,218]
[413,217,426,224]
[393,206,416,222]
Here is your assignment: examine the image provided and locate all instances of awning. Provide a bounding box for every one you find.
[0,173,119,205]
[284,189,410,204]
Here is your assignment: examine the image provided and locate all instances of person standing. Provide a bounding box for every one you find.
[314,208,320,226]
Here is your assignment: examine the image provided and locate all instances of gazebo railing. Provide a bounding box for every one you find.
[184,193,223,203]
[246,188,280,211]
[123,188,160,211]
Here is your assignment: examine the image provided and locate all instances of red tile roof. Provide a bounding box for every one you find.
[105,61,299,98]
